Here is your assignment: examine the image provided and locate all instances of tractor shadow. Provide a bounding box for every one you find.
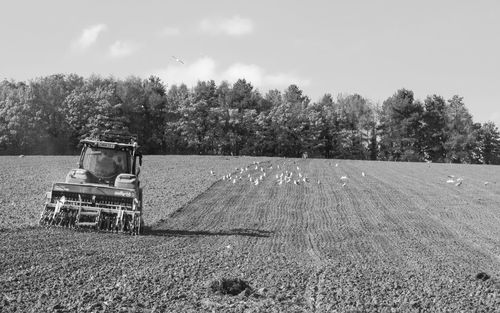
[144,227,273,238]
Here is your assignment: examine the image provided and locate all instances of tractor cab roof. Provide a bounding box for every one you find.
[81,139,138,151]
[80,131,141,153]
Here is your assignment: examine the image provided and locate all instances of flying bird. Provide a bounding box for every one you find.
[171,56,184,64]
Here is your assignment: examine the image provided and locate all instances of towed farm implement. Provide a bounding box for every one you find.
[39,132,144,234]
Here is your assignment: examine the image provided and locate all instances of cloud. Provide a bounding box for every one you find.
[152,57,310,91]
[109,41,138,58]
[199,16,254,36]
[160,26,181,37]
[72,24,107,51]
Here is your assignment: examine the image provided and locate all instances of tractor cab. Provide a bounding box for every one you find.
[66,133,142,186]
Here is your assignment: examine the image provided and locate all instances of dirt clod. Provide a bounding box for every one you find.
[475,272,490,281]
[210,278,252,296]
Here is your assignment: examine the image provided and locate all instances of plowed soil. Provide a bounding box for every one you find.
[1,156,499,312]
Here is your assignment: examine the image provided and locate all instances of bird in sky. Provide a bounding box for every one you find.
[171,56,184,64]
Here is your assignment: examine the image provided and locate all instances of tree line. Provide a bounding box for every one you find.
[1,74,499,164]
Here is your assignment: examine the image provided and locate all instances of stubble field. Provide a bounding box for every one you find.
[1,155,499,312]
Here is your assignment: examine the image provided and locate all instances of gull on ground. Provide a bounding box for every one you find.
[255,180,259,186]
[362,172,365,177]
[340,176,348,180]
[446,179,455,184]
[210,170,215,175]
[342,182,347,187]
[335,163,338,167]
[455,180,462,187]
[232,179,236,184]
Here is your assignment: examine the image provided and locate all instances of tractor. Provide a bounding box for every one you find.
[39,131,144,234]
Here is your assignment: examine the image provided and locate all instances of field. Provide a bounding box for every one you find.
[1,155,499,312]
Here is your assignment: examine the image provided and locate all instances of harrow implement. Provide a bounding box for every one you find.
[40,182,143,235]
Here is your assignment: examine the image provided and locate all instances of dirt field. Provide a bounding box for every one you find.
[1,156,499,312]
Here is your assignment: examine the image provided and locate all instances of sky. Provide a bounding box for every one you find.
[1,0,499,125]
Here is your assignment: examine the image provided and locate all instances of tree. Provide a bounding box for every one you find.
[379,89,424,161]
[421,95,447,162]
[476,122,500,164]
[443,95,477,163]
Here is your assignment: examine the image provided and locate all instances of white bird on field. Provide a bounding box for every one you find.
[298,173,302,178]
[335,163,338,167]
[340,176,348,180]
[172,56,184,64]
[362,172,365,177]
[455,181,462,187]
[317,180,321,184]
[484,181,489,185]
[342,182,347,187]
[446,179,455,184]
[297,166,300,171]
[210,170,215,175]
[232,179,236,184]
[294,180,299,185]
[255,180,259,186]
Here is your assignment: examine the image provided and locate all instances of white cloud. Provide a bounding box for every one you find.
[72,24,107,51]
[109,41,137,58]
[160,26,181,37]
[199,16,254,36]
[152,57,310,91]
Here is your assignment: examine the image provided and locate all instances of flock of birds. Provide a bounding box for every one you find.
[446,175,491,187]
[209,161,366,188]
[209,161,491,189]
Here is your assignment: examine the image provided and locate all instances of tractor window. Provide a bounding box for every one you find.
[82,147,129,178]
